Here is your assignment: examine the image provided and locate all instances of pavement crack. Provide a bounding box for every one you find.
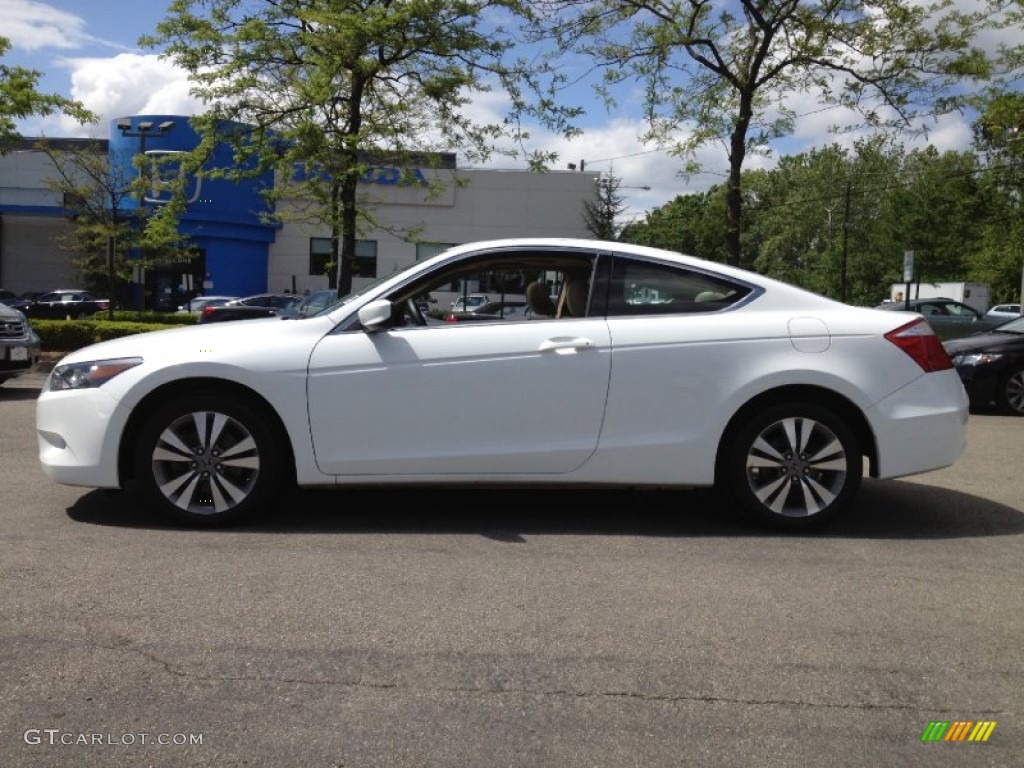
[85,641,1008,715]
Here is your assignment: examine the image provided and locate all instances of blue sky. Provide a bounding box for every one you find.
[2,0,1003,222]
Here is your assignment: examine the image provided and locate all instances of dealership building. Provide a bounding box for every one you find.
[0,115,600,308]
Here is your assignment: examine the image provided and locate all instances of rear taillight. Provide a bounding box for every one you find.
[884,319,953,372]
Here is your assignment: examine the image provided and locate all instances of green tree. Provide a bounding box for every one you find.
[0,36,95,151]
[143,0,518,295]
[620,186,727,261]
[583,172,626,239]
[35,140,193,316]
[883,147,983,287]
[519,0,993,267]
[745,140,906,304]
[971,92,1024,304]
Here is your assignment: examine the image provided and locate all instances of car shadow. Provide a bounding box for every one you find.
[66,478,1024,541]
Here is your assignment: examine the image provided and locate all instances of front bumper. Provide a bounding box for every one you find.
[36,384,130,488]
[951,362,1004,407]
[0,335,42,380]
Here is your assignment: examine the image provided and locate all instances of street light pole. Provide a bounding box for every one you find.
[115,119,175,310]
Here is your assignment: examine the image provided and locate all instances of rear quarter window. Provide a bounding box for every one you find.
[606,258,753,317]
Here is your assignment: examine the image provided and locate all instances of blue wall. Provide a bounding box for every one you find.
[109,115,277,299]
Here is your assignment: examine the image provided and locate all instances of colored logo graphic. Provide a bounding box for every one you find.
[921,720,997,742]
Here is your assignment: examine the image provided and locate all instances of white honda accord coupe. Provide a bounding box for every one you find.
[36,239,968,530]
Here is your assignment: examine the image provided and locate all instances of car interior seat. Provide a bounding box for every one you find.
[526,281,556,317]
[695,290,727,302]
[560,278,590,318]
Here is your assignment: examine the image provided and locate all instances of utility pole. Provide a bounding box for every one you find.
[841,181,851,303]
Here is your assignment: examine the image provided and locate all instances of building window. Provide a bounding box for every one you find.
[310,238,378,287]
[309,238,333,280]
[416,242,457,261]
[353,239,377,278]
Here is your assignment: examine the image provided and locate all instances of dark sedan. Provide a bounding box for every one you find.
[943,316,1024,415]
[0,290,46,313]
[232,292,304,310]
[197,292,304,323]
[23,290,110,319]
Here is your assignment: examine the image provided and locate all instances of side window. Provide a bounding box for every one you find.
[606,257,752,317]
[945,303,976,318]
[389,252,597,326]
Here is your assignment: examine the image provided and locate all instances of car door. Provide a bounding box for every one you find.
[32,292,64,318]
[306,294,612,477]
[592,255,762,482]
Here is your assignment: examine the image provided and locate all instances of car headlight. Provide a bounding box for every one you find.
[47,357,143,391]
[951,352,1003,367]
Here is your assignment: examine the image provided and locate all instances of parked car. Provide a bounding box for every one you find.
[176,295,239,315]
[943,316,1024,415]
[197,292,305,323]
[986,303,1021,320]
[0,302,41,386]
[37,238,968,531]
[294,289,339,317]
[23,289,110,319]
[232,292,305,310]
[1,291,47,313]
[874,297,1006,340]
[449,293,490,312]
[0,290,44,308]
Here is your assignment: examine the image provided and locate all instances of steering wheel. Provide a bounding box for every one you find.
[405,297,427,326]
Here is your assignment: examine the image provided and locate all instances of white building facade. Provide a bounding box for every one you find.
[0,118,601,307]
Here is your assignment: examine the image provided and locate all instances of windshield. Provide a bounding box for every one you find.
[301,260,431,318]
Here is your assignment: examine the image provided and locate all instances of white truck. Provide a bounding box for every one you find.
[889,281,990,314]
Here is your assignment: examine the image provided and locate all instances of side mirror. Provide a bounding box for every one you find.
[357,299,395,331]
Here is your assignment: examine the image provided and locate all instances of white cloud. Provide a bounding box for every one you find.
[40,53,204,136]
[0,0,85,50]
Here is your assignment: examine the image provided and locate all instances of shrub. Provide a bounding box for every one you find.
[92,310,197,325]
[31,319,184,353]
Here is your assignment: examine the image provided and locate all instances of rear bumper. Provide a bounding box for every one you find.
[867,370,969,479]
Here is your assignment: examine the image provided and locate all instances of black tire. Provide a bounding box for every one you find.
[134,393,283,525]
[719,402,862,530]
[996,366,1024,416]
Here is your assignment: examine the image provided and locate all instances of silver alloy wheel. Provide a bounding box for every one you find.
[744,416,849,518]
[150,410,261,515]
[1005,370,1024,414]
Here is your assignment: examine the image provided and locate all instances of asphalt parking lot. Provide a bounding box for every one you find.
[2,370,1022,767]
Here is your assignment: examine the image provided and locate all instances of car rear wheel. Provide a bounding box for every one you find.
[135,394,282,525]
[997,366,1024,416]
[720,402,862,530]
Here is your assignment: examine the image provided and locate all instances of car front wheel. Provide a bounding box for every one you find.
[997,366,1024,416]
[135,394,282,525]
[720,402,862,530]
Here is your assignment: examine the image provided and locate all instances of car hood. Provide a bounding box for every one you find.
[54,313,336,368]
[943,330,1024,354]
[0,302,25,319]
